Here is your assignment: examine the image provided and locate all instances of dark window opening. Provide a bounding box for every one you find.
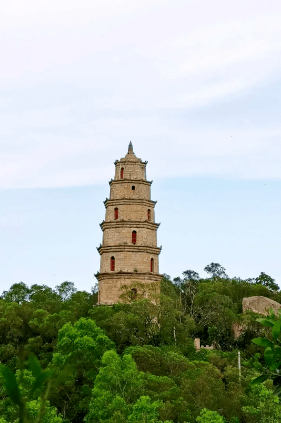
[132,185,135,190]
[110,256,115,271]
[131,288,137,300]
[114,208,118,220]
[150,258,154,272]
[132,230,137,244]
[148,209,151,221]
[121,168,124,179]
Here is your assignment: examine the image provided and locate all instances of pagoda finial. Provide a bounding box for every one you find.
[128,141,133,153]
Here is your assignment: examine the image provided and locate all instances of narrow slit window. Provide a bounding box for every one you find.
[150,258,154,272]
[121,168,124,179]
[132,230,137,244]
[148,209,151,221]
[132,185,135,190]
[114,207,118,220]
[110,256,115,271]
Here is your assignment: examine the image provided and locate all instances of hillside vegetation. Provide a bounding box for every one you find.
[0,263,280,423]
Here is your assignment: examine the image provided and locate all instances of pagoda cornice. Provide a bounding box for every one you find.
[97,244,161,255]
[96,271,163,281]
[100,220,160,230]
[104,198,157,207]
[114,158,148,165]
[109,178,152,186]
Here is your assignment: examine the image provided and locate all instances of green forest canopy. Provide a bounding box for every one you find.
[0,263,281,423]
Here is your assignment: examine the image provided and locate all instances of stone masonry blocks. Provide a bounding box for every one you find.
[114,161,146,180]
[97,144,162,305]
[102,227,157,247]
[106,203,155,222]
[100,251,159,273]
[110,181,151,200]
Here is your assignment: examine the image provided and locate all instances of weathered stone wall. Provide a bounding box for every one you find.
[243,296,281,315]
[102,226,157,247]
[114,161,146,180]
[98,273,161,306]
[110,181,151,200]
[97,144,162,305]
[100,251,159,273]
[194,338,214,351]
[105,203,155,222]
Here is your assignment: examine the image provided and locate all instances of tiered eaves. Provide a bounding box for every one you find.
[97,142,162,305]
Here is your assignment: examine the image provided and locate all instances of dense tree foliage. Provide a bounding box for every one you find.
[0,266,280,422]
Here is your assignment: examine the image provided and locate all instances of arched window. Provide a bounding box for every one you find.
[150,258,154,272]
[131,288,137,300]
[114,207,118,220]
[148,209,151,221]
[132,185,135,190]
[110,256,115,271]
[121,168,124,179]
[132,230,137,244]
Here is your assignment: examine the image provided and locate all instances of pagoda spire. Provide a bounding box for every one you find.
[96,144,162,305]
[128,141,133,153]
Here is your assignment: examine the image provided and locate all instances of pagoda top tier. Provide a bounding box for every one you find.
[114,142,147,165]
[113,143,147,180]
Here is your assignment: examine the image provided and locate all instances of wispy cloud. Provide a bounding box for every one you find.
[1,0,281,188]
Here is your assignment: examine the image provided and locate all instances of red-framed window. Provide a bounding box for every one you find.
[110,256,115,271]
[148,209,151,221]
[132,231,137,244]
[121,168,124,179]
[114,207,118,220]
[150,258,154,272]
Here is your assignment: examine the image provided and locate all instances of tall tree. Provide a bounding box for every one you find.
[204,263,228,279]
[2,282,30,304]
[85,350,144,423]
[255,272,279,291]
[180,270,200,316]
[51,318,115,422]
[55,281,77,301]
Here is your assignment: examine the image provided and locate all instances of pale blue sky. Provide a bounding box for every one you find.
[1,176,280,292]
[0,0,280,292]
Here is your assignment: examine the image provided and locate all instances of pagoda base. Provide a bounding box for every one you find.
[97,272,163,305]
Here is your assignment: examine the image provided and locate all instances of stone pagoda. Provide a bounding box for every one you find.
[97,142,162,305]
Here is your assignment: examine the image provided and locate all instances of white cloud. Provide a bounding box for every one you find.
[1,0,281,188]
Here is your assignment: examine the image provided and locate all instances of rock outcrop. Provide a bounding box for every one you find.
[243,296,281,316]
